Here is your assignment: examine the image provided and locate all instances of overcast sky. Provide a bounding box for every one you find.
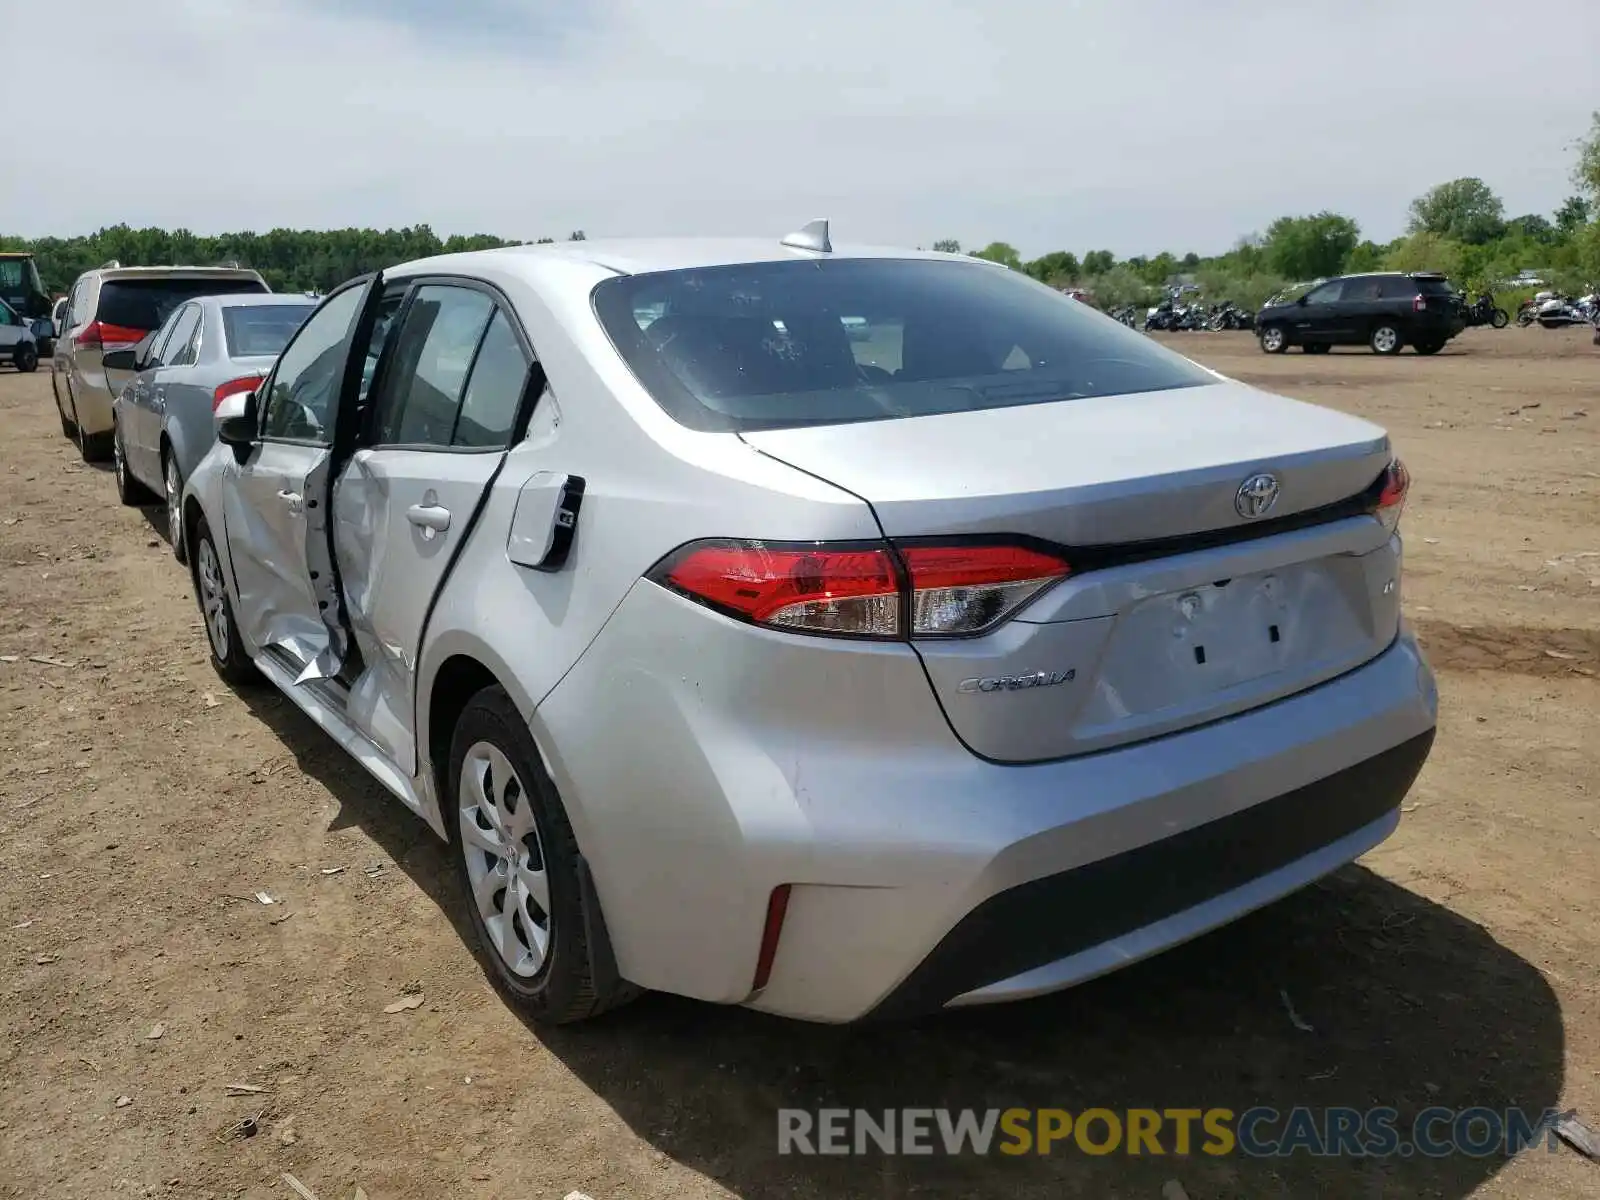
[7,0,1597,257]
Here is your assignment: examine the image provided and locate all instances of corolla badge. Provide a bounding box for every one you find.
[957,669,1075,694]
[1234,472,1281,520]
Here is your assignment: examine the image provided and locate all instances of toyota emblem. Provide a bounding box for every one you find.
[1234,473,1280,520]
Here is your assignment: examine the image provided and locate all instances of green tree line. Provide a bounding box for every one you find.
[6,114,1600,312]
[0,226,589,296]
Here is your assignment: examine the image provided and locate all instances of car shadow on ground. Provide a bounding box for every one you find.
[237,690,1565,1199]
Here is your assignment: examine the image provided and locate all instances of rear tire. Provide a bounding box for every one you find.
[1369,323,1403,355]
[189,516,259,686]
[1413,339,1445,356]
[77,416,113,463]
[1490,308,1509,329]
[163,451,187,564]
[448,685,636,1025]
[113,419,157,506]
[1258,324,1288,354]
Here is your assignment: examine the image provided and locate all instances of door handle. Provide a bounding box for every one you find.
[406,504,452,534]
[277,489,304,514]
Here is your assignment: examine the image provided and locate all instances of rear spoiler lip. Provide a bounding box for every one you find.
[886,466,1392,578]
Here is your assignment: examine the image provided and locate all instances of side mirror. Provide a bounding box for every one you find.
[102,348,140,371]
[217,393,258,463]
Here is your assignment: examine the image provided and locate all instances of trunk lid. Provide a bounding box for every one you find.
[743,381,1403,761]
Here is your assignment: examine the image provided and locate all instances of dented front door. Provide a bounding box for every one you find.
[222,276,385,679]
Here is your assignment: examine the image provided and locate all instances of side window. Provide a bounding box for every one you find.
[162,305,202,367]
[1380,276,1418,300]
[258,286,365,444]
[371,285,494,447]
[1304,281,1344,305]
[145,307,186,365]
[453,309,531,448]
[1343,278,1382,303]
[176,307,204,366]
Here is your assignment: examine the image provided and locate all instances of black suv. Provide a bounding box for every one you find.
[1255,272,1465,356]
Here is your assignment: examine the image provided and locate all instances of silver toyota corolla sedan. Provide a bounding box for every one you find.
[179,225,1437,1024]
[110,293,317,560]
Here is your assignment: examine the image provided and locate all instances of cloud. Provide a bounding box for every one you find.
[6,0,1597,256]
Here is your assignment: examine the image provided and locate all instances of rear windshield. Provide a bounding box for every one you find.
[1414,277,1456,295]
[98,276,267,333]
[592,258,1216,431]
[221,303,315,358]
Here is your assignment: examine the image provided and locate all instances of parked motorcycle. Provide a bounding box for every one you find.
[1516,290,1557,327]
[1462,293,1509,329]
[1534,289,1599,328]
[1206,301,1255,331]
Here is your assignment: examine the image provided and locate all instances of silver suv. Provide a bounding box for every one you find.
[51,264,269,460]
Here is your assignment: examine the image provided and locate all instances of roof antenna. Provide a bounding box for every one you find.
[781,218,832,254]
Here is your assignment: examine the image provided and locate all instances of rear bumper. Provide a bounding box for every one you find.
[870,729,1432,1018]
[539,581,1439,1023]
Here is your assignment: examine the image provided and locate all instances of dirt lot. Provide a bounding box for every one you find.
[1,329,1597,1200]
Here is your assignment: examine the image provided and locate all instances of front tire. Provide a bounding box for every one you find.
[448,686,633,1024]
[13,344,38,373]
[1370,323,1403,355]
[1258,324,1288,354]
[1490,308,1509,329]
[190,516,258,685]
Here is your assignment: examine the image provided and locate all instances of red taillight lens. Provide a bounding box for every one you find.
[213,376,260,410]
[1372,459,1410,534]
[649,539,1071,639]
[74,320,103,349]
[1412,294,1426,312]
[899,543,1072,636]
[98,322,149,347]
[655,540,901,637]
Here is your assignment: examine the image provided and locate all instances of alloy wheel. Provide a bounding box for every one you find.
[1372,326,1399,354]
[196,538,231,660]
[458,741,551,979]
[1260,326,1285,353]
[165,459,183,554]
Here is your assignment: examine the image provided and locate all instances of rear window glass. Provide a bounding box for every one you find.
[97,277,267,333]
[1413,277,1456,295]
[593,259,1215,431]
[221,303,316,357]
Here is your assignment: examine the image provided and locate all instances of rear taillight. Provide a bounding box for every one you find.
[76,320,149,350]
[1412,294,1426,312]
[649,538,1071,640]
[213,376,260,410]
[899,544,1072,635]
[1371,459,1410,534]
[655,541,902,637]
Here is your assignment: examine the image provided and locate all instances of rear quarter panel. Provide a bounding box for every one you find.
[413,257,883,855]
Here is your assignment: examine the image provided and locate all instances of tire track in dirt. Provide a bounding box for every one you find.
[1412,616,1600,678]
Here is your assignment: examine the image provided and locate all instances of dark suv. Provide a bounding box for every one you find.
[1255,272,1465,356]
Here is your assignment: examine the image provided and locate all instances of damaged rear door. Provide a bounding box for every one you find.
[329,280,539,775]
